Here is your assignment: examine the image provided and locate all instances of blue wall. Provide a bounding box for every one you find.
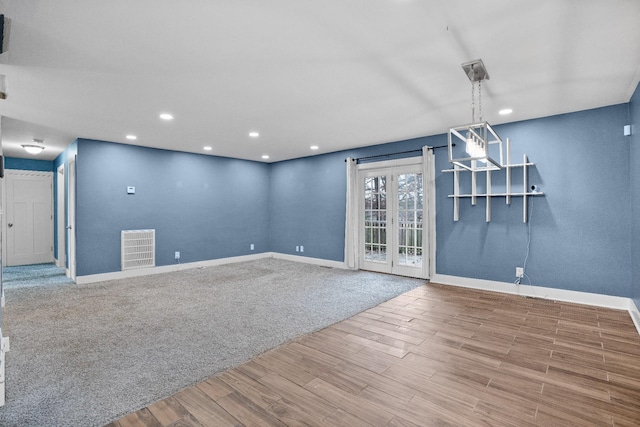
[270,152,348,261]
[73,139,270,276]
[438,105,631,296]
[630,83,640,309]
[5,157,54,172]
[271,104,633,298]
[47,92,639,302]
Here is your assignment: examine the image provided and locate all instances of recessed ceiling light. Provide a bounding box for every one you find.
[203,146,212,151]
[262,155,269,159]
[249,132,260,138]
[499,108,513,115]
[159,113,174,120]
[126,135,137,140]
[310,145,319,150]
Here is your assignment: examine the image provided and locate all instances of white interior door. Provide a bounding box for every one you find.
[5,170,54,266]
[359,163,425,278]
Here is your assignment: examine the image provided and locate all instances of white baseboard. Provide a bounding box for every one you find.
[75,253,271,284]
[432,274,640,336]
[270,252,347,269]
[0,332,7,407]
[75,252,347,285]
[630,299,640,336]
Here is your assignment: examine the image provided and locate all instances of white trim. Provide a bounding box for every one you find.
[630,299,640,336]
[0,349,4,407]
[271,252,347,269]
[56,164,66,269]
[68,157,77,281]
[76,253,271,284]
[344,158,358,270]
[356,156,423,171]
[423,146,436,279]
[75,252,347,285]
[432,273,640,336]
[432,274,629,309]
[0,331,7,407]
[2,169,52,178]
[354,150,435,280]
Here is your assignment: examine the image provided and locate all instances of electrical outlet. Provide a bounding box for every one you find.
[516,267,524,278]
[175,251,181,260]
[250,243,254,250]
[300,245,304,252]
[296,246,299,252]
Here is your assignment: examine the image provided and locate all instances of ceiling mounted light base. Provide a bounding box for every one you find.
[461,59,489,82]
[22,144,45,155]
[448,121,503,171]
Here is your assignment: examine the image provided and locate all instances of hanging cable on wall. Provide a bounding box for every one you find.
[515,196,535,287]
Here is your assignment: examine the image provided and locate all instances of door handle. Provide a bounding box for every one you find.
[66,225,72,230]
[7,223,12,228]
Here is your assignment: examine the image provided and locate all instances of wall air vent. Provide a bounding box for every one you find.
[121,229,155,271]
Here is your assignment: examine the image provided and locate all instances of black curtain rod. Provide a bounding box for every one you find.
[345,144,452,163]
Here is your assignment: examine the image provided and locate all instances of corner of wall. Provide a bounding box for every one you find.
[630,298,640,337]
[630,80,640,312]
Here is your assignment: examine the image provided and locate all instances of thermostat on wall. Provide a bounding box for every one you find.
[127,186,135,194]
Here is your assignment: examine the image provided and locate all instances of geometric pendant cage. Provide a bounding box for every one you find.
[448,58,504,172]
[448,121,503,171]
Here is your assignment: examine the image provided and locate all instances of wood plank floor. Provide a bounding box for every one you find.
[106,283,640,427]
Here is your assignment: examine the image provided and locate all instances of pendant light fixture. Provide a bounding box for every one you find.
[448,59,503,171]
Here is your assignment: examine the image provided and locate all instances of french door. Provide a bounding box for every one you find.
[359,164,425,278]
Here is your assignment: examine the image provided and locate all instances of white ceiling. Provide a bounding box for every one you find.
[1,1,639,162]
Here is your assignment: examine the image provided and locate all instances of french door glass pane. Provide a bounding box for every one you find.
[364,176,387,263]
[397,173,423,267]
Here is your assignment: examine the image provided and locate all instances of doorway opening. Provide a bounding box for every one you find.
[2,263,72,290]
[3,170,54,267]
[360,164,425,277]
[346,152,436,279]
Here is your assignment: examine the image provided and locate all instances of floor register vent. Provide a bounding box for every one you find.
[121,229,156,271]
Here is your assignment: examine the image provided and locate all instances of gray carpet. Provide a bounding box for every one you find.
[0,258,425,427]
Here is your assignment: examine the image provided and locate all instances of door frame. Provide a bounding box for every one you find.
[56,164,66,268]
[68,157,76,281]
[353,156,435,279]
[2,169,54,267]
